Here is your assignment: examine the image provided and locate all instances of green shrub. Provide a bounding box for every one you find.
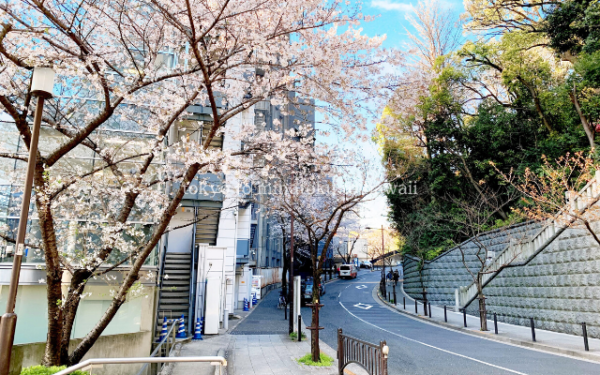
[297,353,334,367]
[20,365,89,375]
[289,332,306,340]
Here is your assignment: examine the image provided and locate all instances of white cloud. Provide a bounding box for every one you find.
[371,0,415,12]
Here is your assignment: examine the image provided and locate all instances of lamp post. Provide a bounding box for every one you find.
[288,214,294,334]
[366,225,386,296]
[0,67,55,375]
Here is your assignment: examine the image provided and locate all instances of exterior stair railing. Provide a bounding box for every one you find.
[456,173,600,310]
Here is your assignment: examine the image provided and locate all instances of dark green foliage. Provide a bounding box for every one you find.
[384,2,600,260]
[546,0,600,55]
[387,97,590,259]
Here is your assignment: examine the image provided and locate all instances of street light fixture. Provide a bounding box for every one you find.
[0,67,55,375]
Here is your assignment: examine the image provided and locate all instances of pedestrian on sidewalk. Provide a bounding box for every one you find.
[393,270,399,286]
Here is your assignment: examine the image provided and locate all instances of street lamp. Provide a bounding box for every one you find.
[0,67,55,375]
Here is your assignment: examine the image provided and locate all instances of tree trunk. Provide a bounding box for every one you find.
[381,261,386,296]
[517,76,553,133]
[569,88,595,151]
[43,261,64,366]
[281,245,288,299]
[35,167,65,366]
[60,270,90,363]
[310,268,321,362]
[477,274,488,331]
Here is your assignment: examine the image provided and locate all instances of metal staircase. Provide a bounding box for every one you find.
[457,174,600,309]
[155,252,192,336]
[154,205,222,338]
[195,206,220,246]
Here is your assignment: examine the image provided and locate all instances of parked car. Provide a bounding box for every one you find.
[359,261,372,269]
[302,283,325,305]
[339,264,358,279]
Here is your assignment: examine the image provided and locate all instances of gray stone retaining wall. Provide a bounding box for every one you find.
[403,222,540,307]
[404,222,600,338]
[404,223,600,338]
[482,225,600,338]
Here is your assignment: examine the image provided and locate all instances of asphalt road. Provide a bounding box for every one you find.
[300,270,600,375]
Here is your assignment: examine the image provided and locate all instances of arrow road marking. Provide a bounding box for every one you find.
[353,303,372,310]
[356,285,367,289]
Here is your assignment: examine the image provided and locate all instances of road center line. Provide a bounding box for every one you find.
[338,302,529,375]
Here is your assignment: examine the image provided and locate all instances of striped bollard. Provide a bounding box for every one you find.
[193,317,203,340]
[159,316,168,342]
[243,298,249,311]
[176,314,187,339]
[253,293,258,305]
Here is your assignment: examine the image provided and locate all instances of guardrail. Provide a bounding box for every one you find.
[337,328,388,375]
[53,356,227,375]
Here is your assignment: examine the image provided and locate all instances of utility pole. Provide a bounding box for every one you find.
[0,67,55,375]
[288,214,294,334]
[380,225,386,296]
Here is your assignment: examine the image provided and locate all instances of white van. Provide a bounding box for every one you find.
[339,264,358,279]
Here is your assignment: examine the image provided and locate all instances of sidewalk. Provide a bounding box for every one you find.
[228,334,339,375]
[173,280,356,375]
[376,282,600,363]
[171,308,252,375]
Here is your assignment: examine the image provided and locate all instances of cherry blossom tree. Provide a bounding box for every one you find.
[257,140,385,361]
[0,0,402,366]
[495,153,600,246]
[334,217,365,264]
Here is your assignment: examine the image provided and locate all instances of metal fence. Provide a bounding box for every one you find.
[337,328,388,375]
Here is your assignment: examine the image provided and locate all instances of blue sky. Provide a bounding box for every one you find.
[331,0,466,229]
[359,0,465,49]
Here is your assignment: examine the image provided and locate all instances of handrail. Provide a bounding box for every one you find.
[54,356,227,375]
[135,321,177,375]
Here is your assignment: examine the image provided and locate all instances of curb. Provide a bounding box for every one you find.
[373,286,600,364]
[176,336,192,344]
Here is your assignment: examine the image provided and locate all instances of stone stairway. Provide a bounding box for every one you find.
[457,173,600,309]
[156,252,192,337]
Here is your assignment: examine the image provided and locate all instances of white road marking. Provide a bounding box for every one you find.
[356,285,367,289]
[353,303,372,310]
[339,302,529,375]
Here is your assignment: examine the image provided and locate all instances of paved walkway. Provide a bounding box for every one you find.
[172,334,231,375]
[232,288,290,335]
[228,334,340,375]
[173,281,359,375]
[381,282,600,362]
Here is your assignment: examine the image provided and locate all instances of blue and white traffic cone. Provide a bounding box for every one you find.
[176,314,187,339]
[252,293,257,305]
[193,317,203,340]
[243,298,249,311]
[159,316,168,342]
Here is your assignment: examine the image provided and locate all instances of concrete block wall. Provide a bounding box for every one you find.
[403,221,600,338]
[403,222,539,307]
[483,225,600,338]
